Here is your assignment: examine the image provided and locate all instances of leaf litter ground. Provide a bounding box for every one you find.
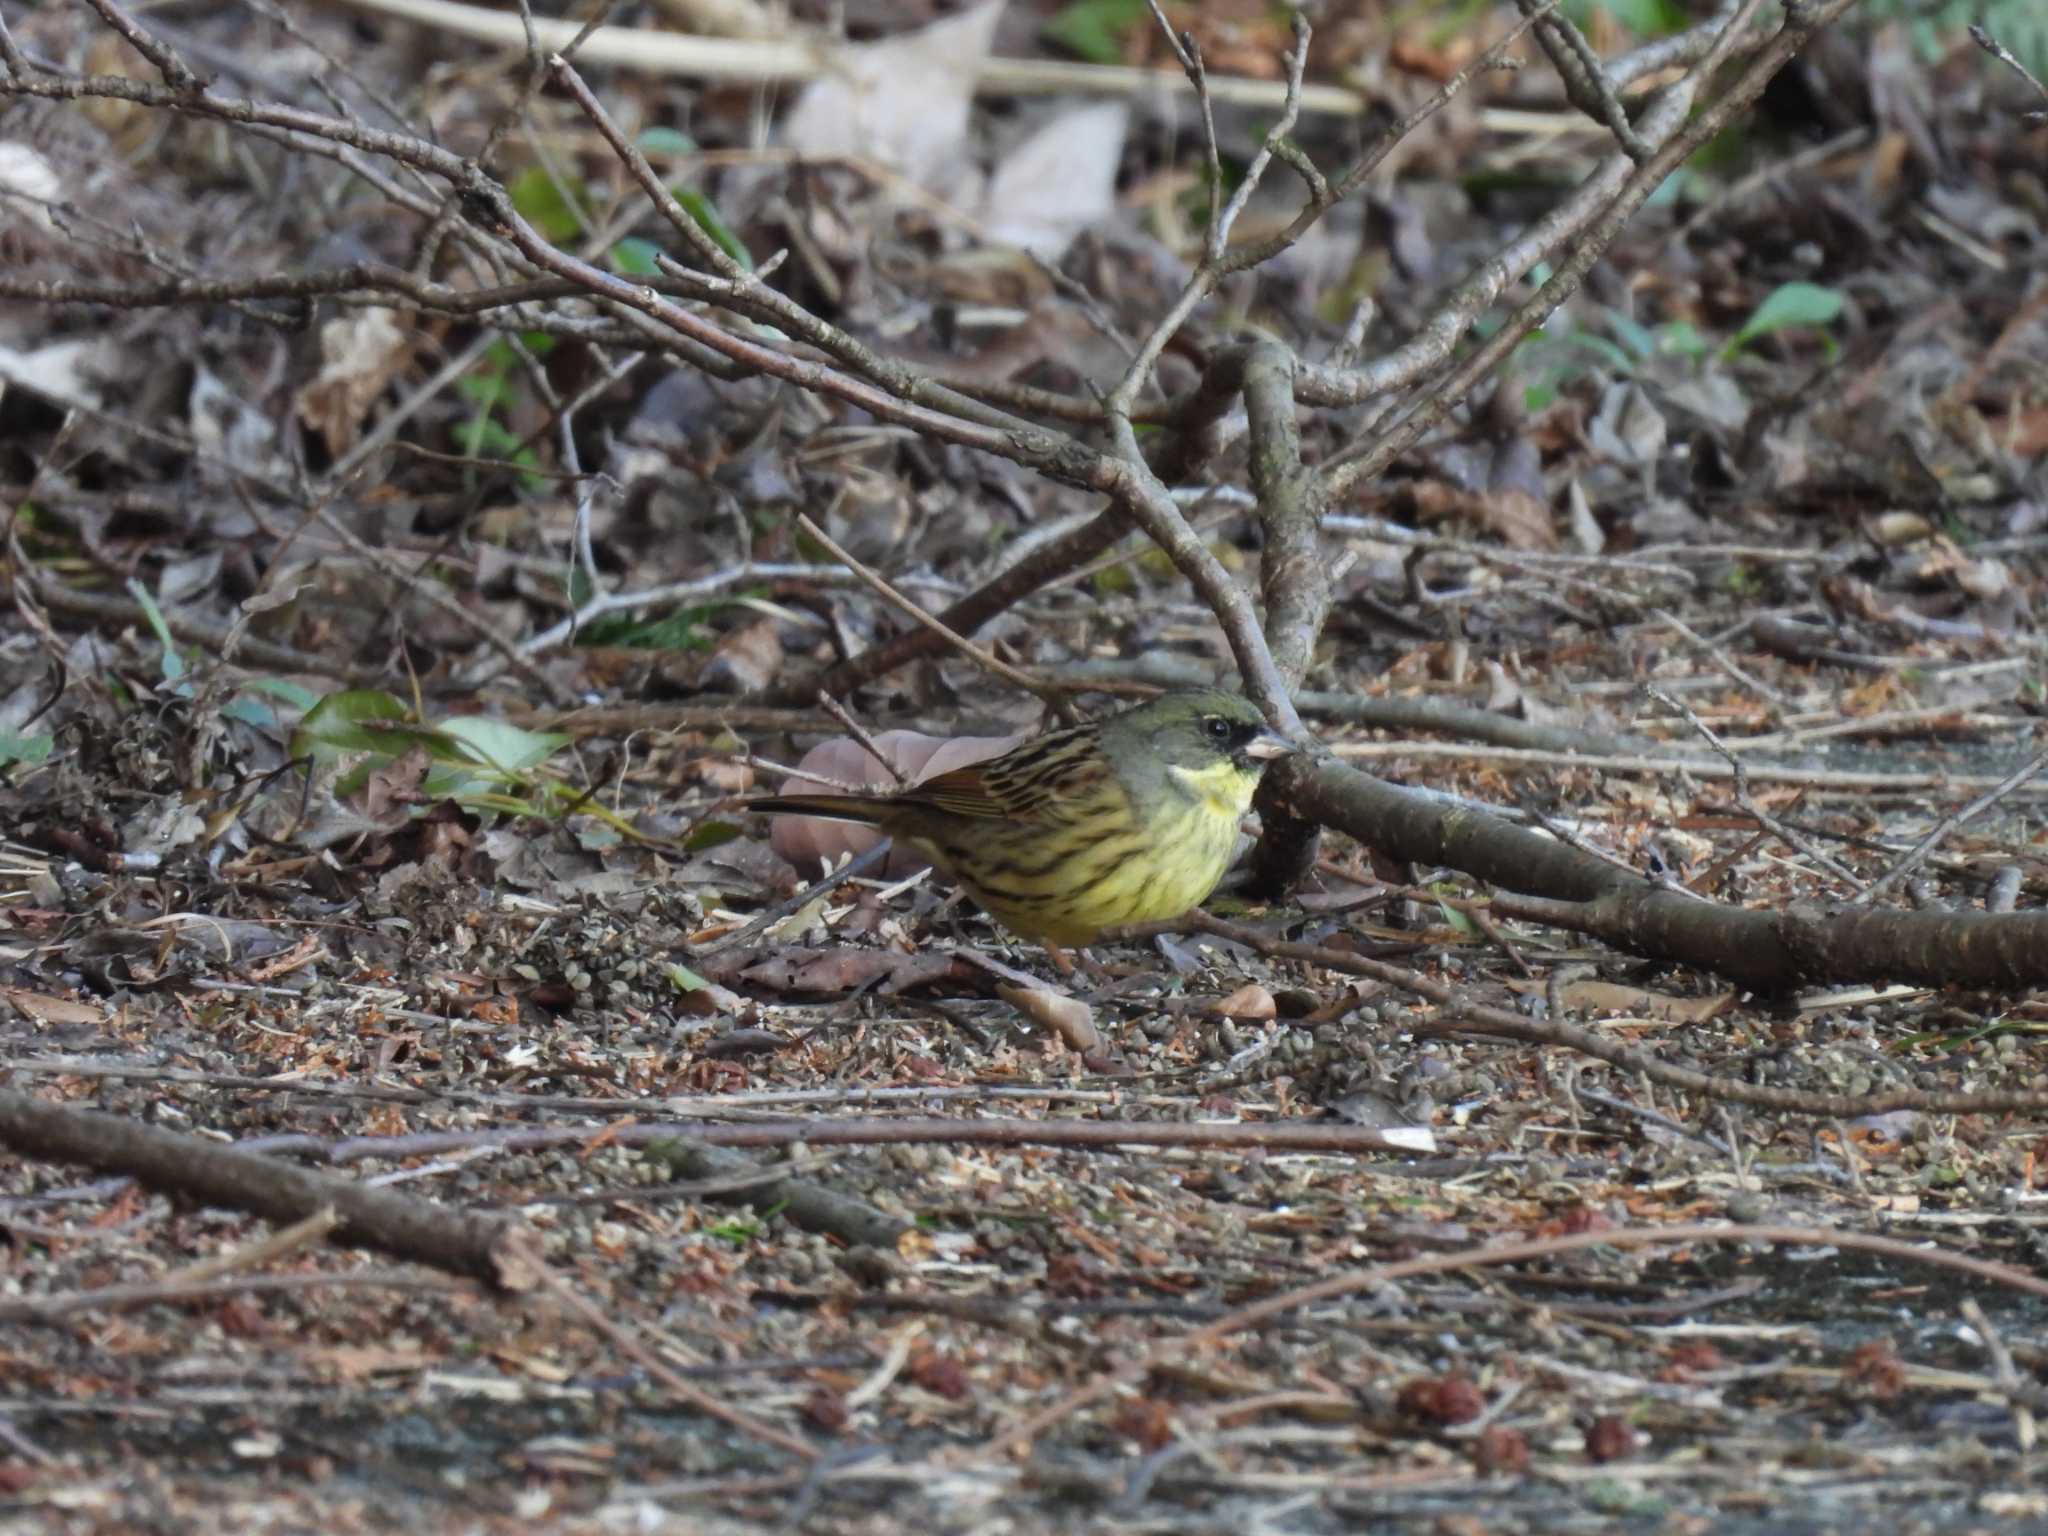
[4,0,2048,1530]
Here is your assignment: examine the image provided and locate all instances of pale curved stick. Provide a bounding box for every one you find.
[335,0,1368,115]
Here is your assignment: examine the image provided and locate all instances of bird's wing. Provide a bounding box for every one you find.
[906,724,1105,823]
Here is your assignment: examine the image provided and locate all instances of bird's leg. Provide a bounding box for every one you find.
[1046,946,1118,987]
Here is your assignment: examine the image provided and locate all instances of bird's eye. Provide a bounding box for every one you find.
[1204,716,1233,742]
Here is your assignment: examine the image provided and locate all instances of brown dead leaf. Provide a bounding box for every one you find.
[1475,486,1556,550]
[998,984,1101,1053]
[779,2,999,195]
[1210,983,1277,1021]
[699,617,784,695]
[1397,480,1555,550]
[1528,979,1734,1025]
[0,987,107,1027]
[722,946,973,995]
[692,756,756,792]
[1388,27,1478,81]
[983,102,1127,260]
[297,307,411,457]
[245,935,326,982]
[302,1344,430,1381]
[675,977,747,1018]
[359,743,430,819]
[1987,404,2048,456]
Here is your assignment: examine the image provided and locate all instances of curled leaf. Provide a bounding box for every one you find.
[998,983,1101,1054]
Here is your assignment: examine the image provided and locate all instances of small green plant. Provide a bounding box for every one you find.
[706,1215,764,1246]
[1514,279,1841,411]
[1873,0,2048,84]
[1722,281,1844,360]
[1514,306,1708,411]
[1561,0,1690,34]
[577,602,721,651]
[290,687,628,832]
[0,730,53,769]
[704,1200,789,1247]
[507,164,588,245]
[1043,0,1147,63]
[455,335,554,489]
[1722,565,1762,597]
[127,579,321,730]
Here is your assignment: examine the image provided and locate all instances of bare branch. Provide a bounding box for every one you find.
[1320,0,1832,501]
[78,0,201,92]
[0,1090,539,1290]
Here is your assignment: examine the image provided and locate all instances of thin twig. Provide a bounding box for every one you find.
[1327,741,2048,796]
[0,1267,469,1327]
[815,692,910,787]
[1857,743,2048,905]
[794,515,1055,702]
[1643,684,1861,889]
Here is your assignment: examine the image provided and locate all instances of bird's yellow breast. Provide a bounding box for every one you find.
[921,763,1256,946]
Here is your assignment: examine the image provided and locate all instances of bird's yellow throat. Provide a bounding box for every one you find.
[1167,759,1263,818]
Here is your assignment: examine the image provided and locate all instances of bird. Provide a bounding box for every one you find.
[749,689,1296,949]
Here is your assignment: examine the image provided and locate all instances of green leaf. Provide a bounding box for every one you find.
[670,187,753,271]
[466,417,524,457]
[580,605,715,651]
[508,164,585,244]
[290,689,418,761]
[1564,0,1688,34]
[567,563,599,609]
[1605,311,1658,364]
[683,819,740,852]
[668,962,710,992]
[1655,320,1711,360]
[455,372,504,407]
[0,731,54,767]
[1564,332,1635,372]
[611,237,661,277]
[437,715,570,774]
[1727,281,1844,356]
[637,126,697,158]
[1043,0,1147,63]
[1435,899,1481,939]
[240,677,322,712]
[420,763,492,801]
[126,579,186,683]
[219,695,278,729]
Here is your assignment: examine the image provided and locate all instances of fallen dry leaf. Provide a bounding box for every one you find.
[296,306,411,457]
[1209,983,1277,1021]
[998,983,1101,1053]
[1508,978,1733,1025]
[0,987,106,1027]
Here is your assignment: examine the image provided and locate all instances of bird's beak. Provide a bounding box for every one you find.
[1245,729,1296,761]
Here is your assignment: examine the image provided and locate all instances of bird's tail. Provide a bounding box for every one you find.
[748,794,889,827]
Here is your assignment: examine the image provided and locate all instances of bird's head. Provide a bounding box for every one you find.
[1104,689,1296,809]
